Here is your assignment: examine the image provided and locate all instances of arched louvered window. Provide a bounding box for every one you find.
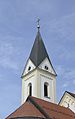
[44,82,49,97]
[28,83,32,96]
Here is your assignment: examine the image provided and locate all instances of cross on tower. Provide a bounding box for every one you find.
[37,18,40,30]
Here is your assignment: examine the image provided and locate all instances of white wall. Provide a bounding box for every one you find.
[22,68,56,104]
[37,69,56,103]
[59,93,75,113]
[21,70,38,103]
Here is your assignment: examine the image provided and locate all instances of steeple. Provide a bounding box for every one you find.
[21,21,57,104]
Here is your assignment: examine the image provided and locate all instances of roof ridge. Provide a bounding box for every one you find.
[30,96,75,117]
[28,96,51,119]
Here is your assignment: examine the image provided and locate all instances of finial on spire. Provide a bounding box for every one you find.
[37,18,40,30]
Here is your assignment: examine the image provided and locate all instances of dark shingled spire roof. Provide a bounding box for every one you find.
[29,30,51,67]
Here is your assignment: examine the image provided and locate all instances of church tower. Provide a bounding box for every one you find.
[21,20,57,104]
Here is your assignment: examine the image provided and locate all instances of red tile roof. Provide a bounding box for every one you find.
[6,96,75,119]
[31,96,75,119]
[6,102,45,119]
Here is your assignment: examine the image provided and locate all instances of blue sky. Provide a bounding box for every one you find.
[0,0,75,118]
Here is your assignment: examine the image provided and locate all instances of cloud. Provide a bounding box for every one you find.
[0,41,19,70]
[55,65,65,76]
[59,50,75,61]
[56,65,75,89]
[49,13,75,41]
[0,58,18,70]
[63,70,75,80]
[56,65,75,101]
[73,79,75,85]
[0,42,13,56]
[56,65,75,80]
[62,83,69,88]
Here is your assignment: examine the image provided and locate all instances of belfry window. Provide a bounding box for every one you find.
[45,65,48,70]
[28,66,31,71]
[44,82,49,97]
[28,83,32,96]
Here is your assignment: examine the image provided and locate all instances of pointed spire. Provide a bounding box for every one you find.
[29,26,50,67]
[30,33,46,66]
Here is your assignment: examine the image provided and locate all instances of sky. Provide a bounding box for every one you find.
[0,0,75,118]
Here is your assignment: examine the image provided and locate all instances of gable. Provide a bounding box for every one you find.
[22,59,36,76]
[6,101,45,119]
[59,92,75,113]
[39,58,56,75]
